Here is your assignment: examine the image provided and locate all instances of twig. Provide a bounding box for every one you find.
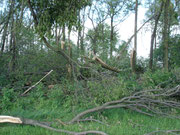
[0,115,107,135]
[21,70,53,96]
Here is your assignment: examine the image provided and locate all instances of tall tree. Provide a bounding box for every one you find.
[162,0,170,70]
[105,0,133,58]
[26,0,90,66]
[149,1,163,70]
[87,0,108,55]
[131,0,138,73]
[0,0,15,54]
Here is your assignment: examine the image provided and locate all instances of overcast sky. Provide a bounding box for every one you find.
[71,4,152,58]
[118,6,151,58]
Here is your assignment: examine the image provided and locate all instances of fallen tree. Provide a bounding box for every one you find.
[0,116,107,135]
[69,85,180,124]
[2,85,180,134]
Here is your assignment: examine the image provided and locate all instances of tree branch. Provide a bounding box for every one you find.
[0,116,107,135]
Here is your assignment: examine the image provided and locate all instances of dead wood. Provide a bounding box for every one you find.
[21,70,53,96]
[145,130,180,135]
[83,55,121,73]
[93,56,121,73]
[0,115,107,135]
[69,85,180,124]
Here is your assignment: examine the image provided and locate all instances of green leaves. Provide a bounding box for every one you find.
[30,0,90,36]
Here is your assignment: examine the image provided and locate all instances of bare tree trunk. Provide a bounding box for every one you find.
[9,16,16,72]
[67,29,72,79]
[163,0,170,70]
[0,0,15,54]
[77,10,81,56]
[92,28,97,55]
[80,8,86,58]
[149,3,163,70]
[1,23,8,53]
[110,15,114,58]
[132,0,138,73]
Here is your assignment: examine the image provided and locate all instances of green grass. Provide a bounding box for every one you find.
[1,108,180,135]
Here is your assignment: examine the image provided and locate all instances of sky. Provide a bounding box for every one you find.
[118,6,151,58]
[0,0,156,59]
[71,3,152,58]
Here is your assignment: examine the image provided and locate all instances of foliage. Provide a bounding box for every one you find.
[0,88,16,112]
[86,23,118,58]
[30,0,91,36]
[140,69,174,89]
[154,34,180,69]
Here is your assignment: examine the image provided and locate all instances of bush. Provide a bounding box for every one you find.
[0,88,16,112]
[140,70,173,89]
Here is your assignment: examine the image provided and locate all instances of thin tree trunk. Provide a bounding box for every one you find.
[149,3,163,70]
[132,0,138,73]
[110,15,114,58]
[163,0,170,70]
[67,29,72,79]
[80,8,86,57]
[1,23,8,53]
[93,28,97,55]
[1,0,15,54]
[62,24,66,46]
[77,10,81,56]
[9,16,16,72]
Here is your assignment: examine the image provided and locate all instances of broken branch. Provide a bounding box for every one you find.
[21,70,53,96]
[0,115,107,135]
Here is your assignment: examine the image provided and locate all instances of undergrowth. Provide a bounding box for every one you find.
[0,68,180,134]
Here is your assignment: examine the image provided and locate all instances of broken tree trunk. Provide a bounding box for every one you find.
[93,56,121,73]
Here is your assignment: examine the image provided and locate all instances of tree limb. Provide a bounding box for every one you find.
[0,116,107,135]
[21,70,53,96]
[69,85,180,124]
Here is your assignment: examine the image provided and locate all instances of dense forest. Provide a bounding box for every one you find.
[0,0,180,134]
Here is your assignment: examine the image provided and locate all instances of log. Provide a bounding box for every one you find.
[0,115,107,135]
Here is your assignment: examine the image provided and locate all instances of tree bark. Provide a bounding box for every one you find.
[0,0,15,54]
[110,15,114,58]
[132,0,138,73]
[163,0,170,70]
[149,3,163,70]
[0,116,107,135]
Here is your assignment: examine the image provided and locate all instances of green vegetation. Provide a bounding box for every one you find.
[0,0,180,134]
[1,69,180,134]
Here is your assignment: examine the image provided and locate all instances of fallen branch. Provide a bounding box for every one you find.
[21,70,53,96]
[145,129,180,135]
[93,56,121,73]
[0,115,107,135]
[69,85,180,124]
[83,55,121,73]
